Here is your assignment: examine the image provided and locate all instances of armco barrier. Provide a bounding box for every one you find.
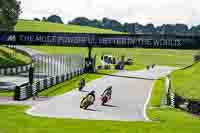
[15,68,84,100]
[0,64,32,75]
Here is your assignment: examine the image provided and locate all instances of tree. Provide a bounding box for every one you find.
[47,15,64,24]
[70,17,90,26]
[102,17,123,32]
[143,23,156,33]
[0,0,21,31]
[33,18,40,21]
[88,19,102,28]
[42,17,47,22]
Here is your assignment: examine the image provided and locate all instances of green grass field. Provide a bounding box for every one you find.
[28,46,197,67]
[0,76,199,133]
[0,46,31,66]
[171,63,200,100]
[16,20,123,33]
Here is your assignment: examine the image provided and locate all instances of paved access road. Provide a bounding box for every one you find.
[27,66,176,121]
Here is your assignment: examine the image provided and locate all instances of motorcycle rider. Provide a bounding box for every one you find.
[80,90,96,108]
[101,86,112,100]
[79,78,85,91]
[86,90,96,101]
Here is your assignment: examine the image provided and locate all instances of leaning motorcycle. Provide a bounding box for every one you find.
[101,93,111,105]
[80,95,95,109]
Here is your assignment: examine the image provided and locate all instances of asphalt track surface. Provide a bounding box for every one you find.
[27,66,176,121]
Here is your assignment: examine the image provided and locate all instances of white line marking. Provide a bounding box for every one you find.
[143,81,155,121]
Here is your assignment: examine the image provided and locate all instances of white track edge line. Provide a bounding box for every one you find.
[143,81,155,121]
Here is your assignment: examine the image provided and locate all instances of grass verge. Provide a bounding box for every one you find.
[0,46,31,66]
[171,63,200,100]
[28,46,197,67]
[124,64,145,71]
[0,91,14,97]
[147,78,200,132]
[148,78,166,108]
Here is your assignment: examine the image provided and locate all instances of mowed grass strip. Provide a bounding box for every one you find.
[148,78,166,107]
[171,63,200,100]
[0,74,200,133]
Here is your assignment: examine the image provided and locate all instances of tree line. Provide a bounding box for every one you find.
[68,17,200,34]
[36,15,200,34]
[1,0,200,34]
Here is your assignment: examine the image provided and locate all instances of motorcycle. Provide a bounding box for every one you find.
[146,65,150,70]
[101,93,111,105]
[79,79,85,91]
[79,83,84,91]
[80,95,95,109]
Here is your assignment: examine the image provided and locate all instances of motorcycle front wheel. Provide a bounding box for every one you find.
[101,97,108,105]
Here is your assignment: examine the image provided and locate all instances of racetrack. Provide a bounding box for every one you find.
[27,66,176,121]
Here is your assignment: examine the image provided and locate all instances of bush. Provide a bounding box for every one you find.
[193,51,200,62]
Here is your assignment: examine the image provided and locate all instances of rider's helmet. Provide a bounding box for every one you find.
[107,86,112,90]
[91,90,95,94]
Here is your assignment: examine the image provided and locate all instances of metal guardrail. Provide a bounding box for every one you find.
[0,64,32,75]
[14,68,84,100]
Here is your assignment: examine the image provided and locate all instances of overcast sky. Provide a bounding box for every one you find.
[19,0,199,27]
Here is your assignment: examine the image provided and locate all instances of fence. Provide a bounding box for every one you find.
[32,54,85,77]
[14,68,84,100]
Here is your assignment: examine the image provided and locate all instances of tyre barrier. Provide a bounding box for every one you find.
[174,94,200,115]
[170,92,175,107]
[14,68,84,101]
[165,77,175,107]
